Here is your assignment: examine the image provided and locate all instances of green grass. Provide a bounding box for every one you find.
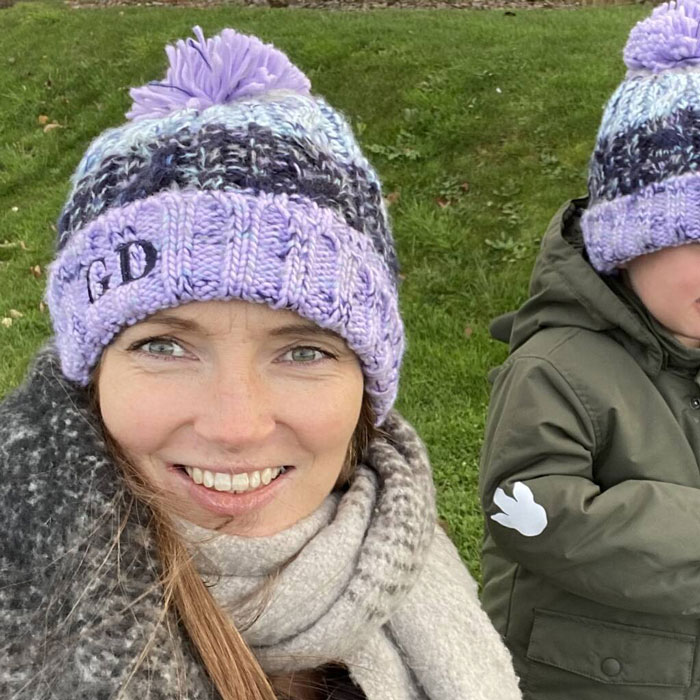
[0,0,647,576]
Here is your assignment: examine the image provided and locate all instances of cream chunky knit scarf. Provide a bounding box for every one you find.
[183,412,522,700]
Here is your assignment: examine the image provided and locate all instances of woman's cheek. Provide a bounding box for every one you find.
[101,380,183,456]
[292,375,360,424]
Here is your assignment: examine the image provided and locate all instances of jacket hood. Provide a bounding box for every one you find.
[493,198,700,377]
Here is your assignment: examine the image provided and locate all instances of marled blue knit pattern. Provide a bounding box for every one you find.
[589,106,700,201]
[57,121,394,273]
[59,92,395,275]
[597,69,700,139]
[71,95,376,192]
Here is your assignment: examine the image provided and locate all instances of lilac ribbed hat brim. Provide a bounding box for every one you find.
[46,189,403,423]
[582,171,700,273]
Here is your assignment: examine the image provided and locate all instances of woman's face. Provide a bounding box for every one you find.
[98,299,364,536]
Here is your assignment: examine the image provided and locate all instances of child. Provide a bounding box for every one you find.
[480,2,700,698]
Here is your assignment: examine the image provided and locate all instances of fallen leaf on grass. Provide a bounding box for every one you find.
[436,197,450,209]
[39,301,46,313]
[30,264,42,278]
[384,191,401,207]
[1,317,13,328]
[43,122,63,133]
[464,326,473,339]
[38,114,49,125]
[0,239,28,250]
[9,309,23,319]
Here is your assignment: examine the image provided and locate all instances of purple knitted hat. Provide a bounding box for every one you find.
[582,0,700,272]
[46,27,403,424]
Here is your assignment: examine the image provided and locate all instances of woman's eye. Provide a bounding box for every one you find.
[283,346,328,363]
[136,338,187,358]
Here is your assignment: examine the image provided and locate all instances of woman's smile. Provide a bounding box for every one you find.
[179,464,289,492]
[168,462,295,519]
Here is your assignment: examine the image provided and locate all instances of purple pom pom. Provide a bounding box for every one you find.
[126,27,311,121]
[624,0,700,73]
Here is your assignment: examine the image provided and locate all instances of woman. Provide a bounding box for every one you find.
[1,27,520,700]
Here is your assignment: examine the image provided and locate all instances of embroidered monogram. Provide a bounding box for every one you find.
[86,237,158,303]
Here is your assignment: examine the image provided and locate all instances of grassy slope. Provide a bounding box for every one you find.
[0,1,646,575]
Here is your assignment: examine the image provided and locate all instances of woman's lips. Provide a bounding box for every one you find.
[168,464,294,518]
[181,464,286,492]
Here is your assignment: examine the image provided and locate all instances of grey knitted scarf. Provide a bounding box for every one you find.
[1,345,520,699]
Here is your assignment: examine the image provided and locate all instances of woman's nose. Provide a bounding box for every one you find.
[192,367,276,449]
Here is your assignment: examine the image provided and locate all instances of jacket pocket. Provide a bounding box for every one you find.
[524,609,694,699]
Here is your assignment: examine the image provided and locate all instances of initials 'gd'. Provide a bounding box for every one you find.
[86,238,158,304]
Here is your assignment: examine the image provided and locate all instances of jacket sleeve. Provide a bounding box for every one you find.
[480,355,700,617]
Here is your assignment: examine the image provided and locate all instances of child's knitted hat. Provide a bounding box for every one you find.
[46,28,402,423]
[582,0,700,273]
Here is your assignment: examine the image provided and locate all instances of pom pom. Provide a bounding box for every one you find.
[624,0,700,73]
[127,27,311,121]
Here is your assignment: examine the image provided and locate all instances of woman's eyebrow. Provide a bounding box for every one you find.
[137,316,341,341]
[268,323,342,341]
[138,313,204,333]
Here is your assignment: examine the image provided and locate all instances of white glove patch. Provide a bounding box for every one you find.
[491,482,548,537]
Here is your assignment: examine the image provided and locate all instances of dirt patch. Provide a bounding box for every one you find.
[67,0,642,10]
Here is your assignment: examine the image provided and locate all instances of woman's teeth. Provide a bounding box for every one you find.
[183,466,286,493]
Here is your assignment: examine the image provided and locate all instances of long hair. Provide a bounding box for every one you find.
[91,382,376,700]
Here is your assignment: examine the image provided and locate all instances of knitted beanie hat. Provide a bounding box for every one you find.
[582,0,700,273]
[46,27,403,423]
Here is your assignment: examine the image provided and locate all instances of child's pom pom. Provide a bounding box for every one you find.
[624,0,700,73]
[127,27,311,121]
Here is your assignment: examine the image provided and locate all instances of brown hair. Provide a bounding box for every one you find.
[93,384,376,700]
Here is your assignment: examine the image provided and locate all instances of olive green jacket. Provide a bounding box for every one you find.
[480,198,700,700]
